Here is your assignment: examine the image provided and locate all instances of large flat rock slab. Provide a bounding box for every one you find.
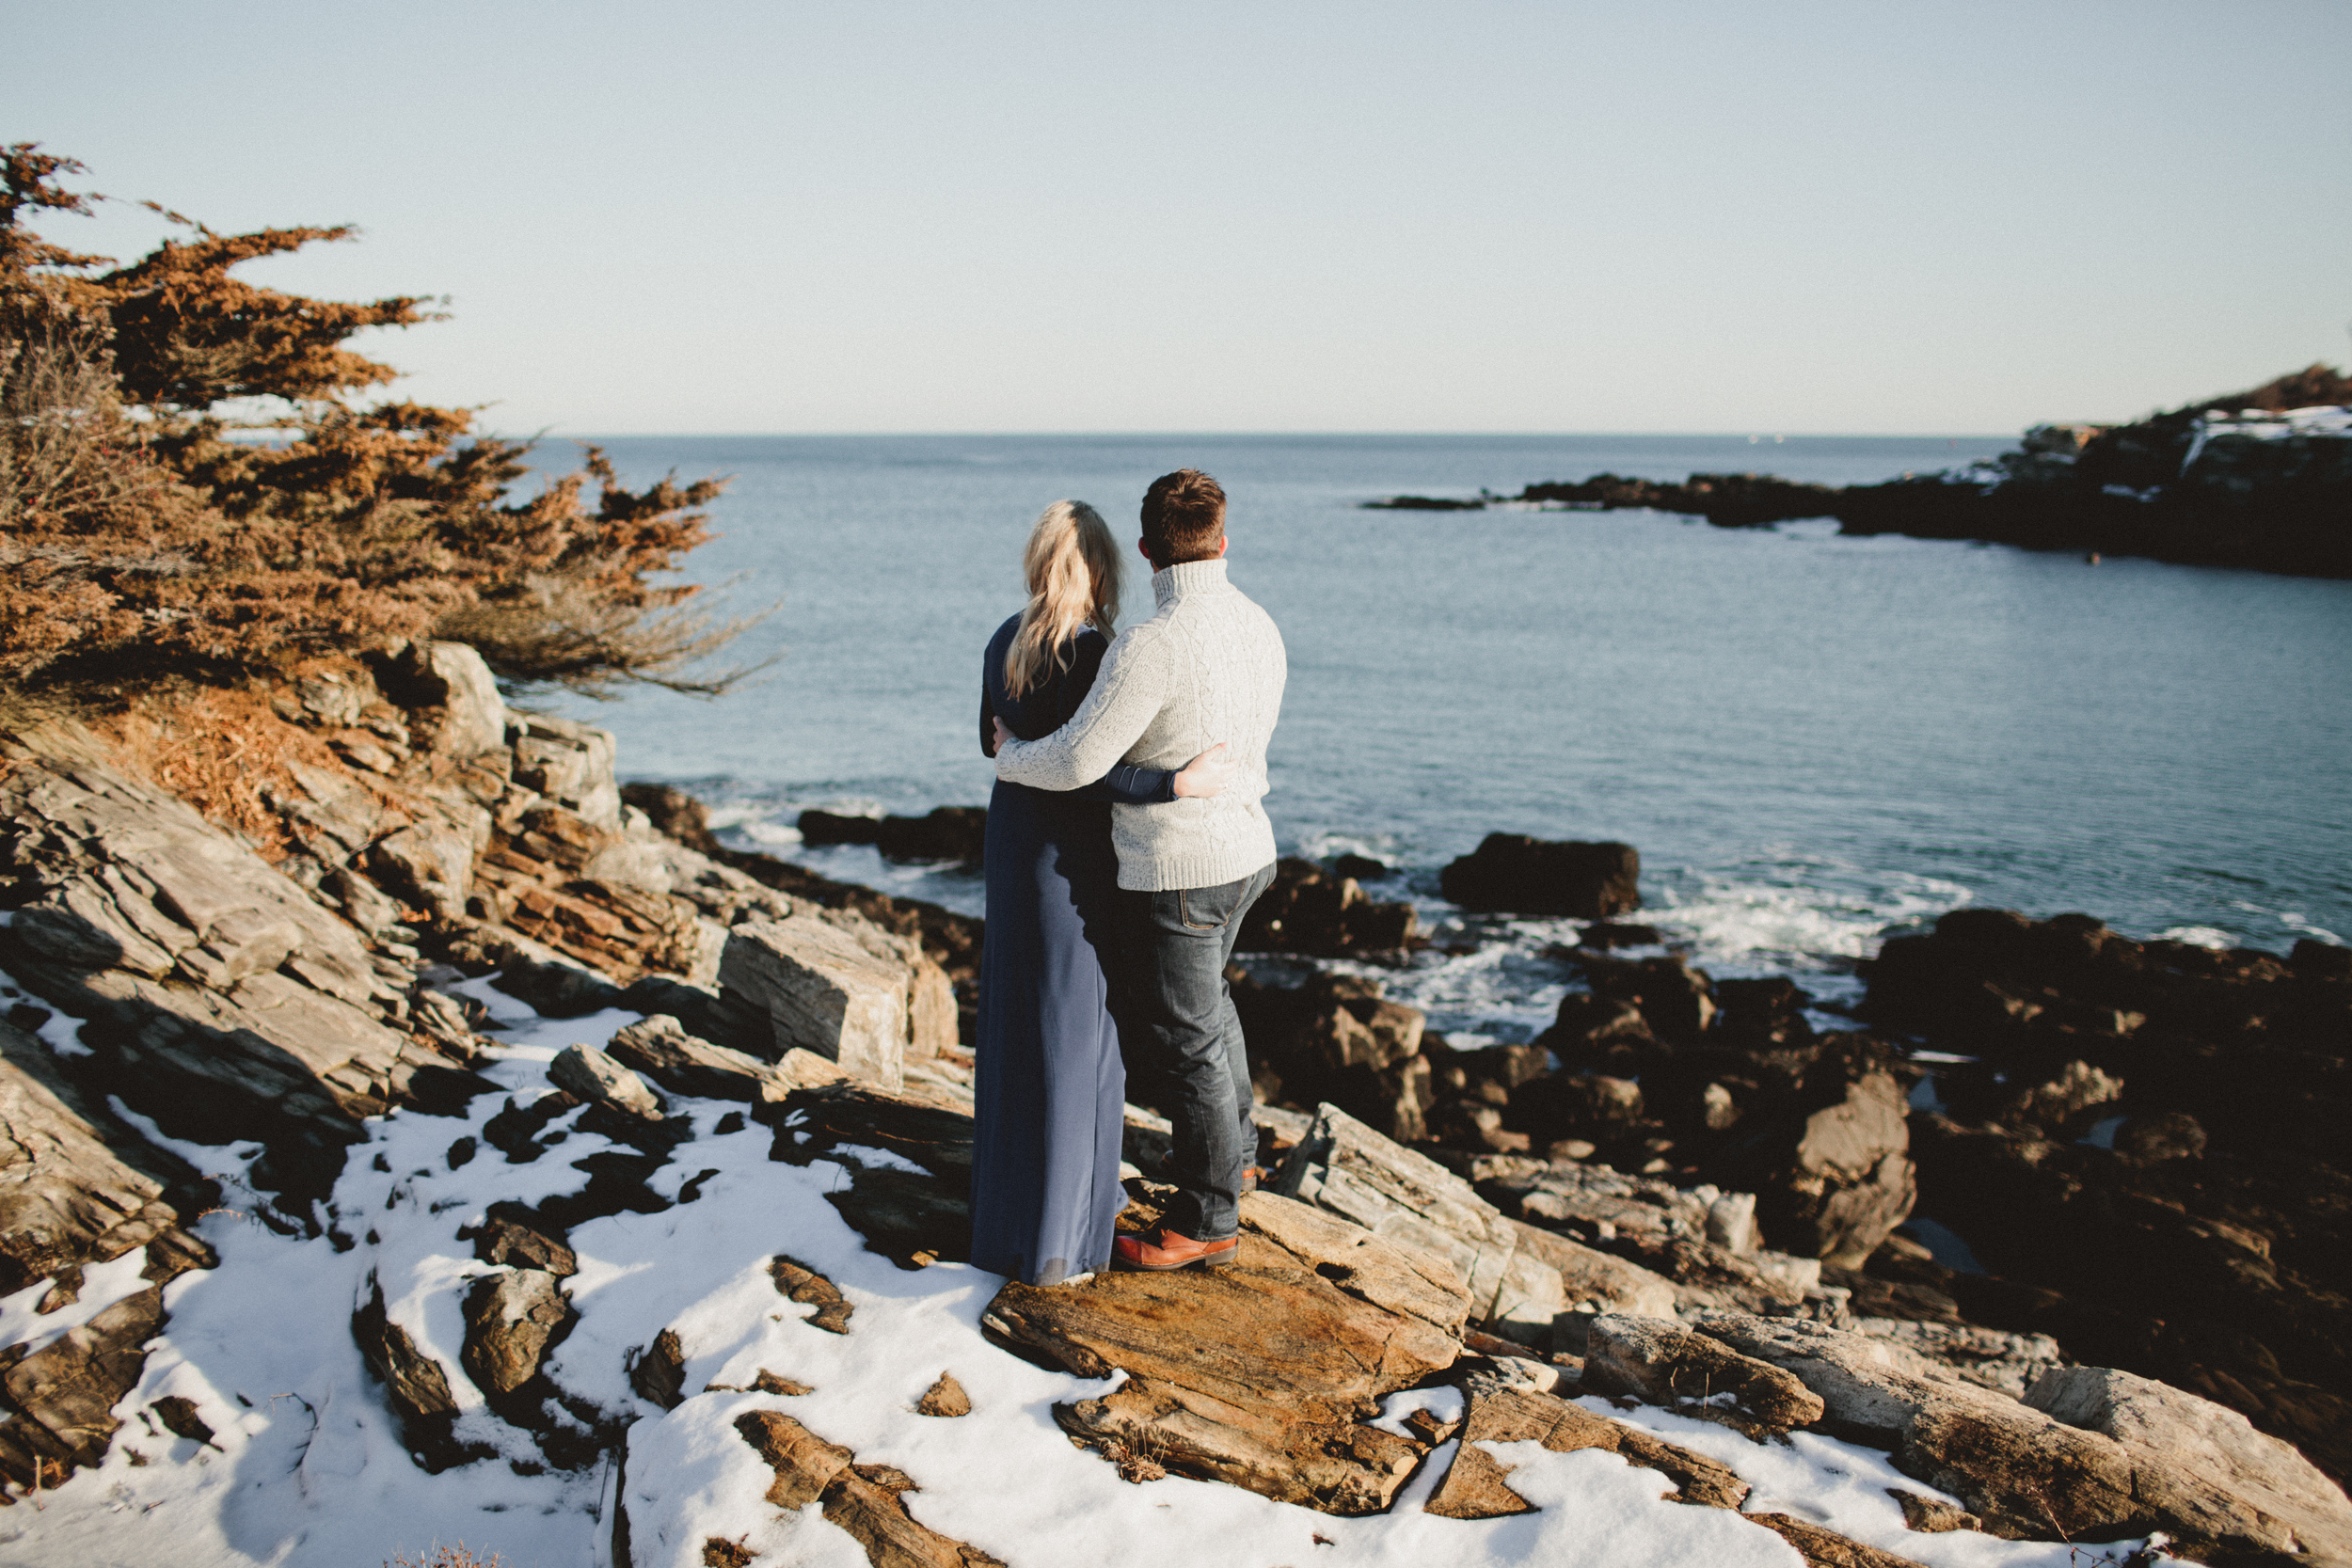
[1700,1310,2352,1562]
[0,754,490,1199]
[979,1193,1464,1513]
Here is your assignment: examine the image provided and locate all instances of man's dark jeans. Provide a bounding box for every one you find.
[1120,862,1276,1243]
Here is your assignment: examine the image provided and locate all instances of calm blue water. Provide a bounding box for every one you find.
[551,435,2352,1041]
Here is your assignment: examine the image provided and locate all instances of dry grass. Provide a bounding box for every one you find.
[74,674,368,858]
[1100,1430,1169,1484]
[385,1546,503,1568]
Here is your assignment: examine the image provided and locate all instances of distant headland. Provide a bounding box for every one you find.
[1368,364,2352,579]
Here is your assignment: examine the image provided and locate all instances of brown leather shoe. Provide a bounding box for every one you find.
[1112,1227,1239,1272]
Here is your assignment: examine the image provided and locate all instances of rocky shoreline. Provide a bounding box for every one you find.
[2,647,2348,1565]
[1365,364,2352,579]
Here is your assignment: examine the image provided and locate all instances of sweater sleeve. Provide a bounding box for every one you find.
[993,626,1168,790]
[1074,763,1178,804]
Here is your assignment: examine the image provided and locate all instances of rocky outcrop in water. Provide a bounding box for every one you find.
[1861,907,2352,1486]
[1438,834,1642,919]
[797,805,988,867]
[1378,364,2352,578]
[1236,857,1418,958]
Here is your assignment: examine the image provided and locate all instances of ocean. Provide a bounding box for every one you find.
[549,434,2352,1043]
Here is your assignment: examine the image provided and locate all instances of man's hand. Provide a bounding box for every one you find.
[1172,742,1234,799]
[992,715,1013,755]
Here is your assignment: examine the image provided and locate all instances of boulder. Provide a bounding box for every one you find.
[377,641,507,759]
[1568,953,1717,1044]
[1697,1310,2349,1561]
[268,761,388,864]
[796,810,882,847]
[353,1276,477,1470]
[618,783,728,857]
[1848,1319,2063,1401]
[1542,992,1661,1070]
[1422,1371,1751,1519]
[629,1328,688,1411]
[797,806,989,867]
[2025,1366,2352,1564]
[1438,835,1640,918]
[1992,1058,2123,1135]
[1238,1191,1471,1338]
[507,713,622,829]
[1237,857,1418,957]
[720,911,961,1088]
[1508,1072,1646,1144]
[722,914,909,1085]
[874,806,988,865]
[1478,1158,1762,1266]
[1269,1102,1565,1343]
[770,1255,855,1335]
[1506,1222,1678,1321]
[370,820,476,921]
[1581,1313,1826,1439]
[604,1014,791,1103]
[2114,1110,2205,1162]
[1745,1513,1934,1568]
[1723,1071,1915,1266]
[980,1193,1463,1514]
[470,1214,577,1277]
[1232,971,1433,1140]
[548,1043,665,1121]
[0,1282,167,1491]
[460,1268,572,1396]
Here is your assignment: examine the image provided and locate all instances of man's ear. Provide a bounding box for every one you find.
[1218,536,1229,558]
[1137,538,1154,562]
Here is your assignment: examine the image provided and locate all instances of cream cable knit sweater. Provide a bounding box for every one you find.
[993,558,1286,892]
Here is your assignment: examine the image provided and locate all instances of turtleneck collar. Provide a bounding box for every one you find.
[1152,557,1229,608]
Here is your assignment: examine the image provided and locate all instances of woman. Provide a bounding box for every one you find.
[970,499,1231,1287]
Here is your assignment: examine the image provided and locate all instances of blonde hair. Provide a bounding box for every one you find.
[1004,499,1122,699]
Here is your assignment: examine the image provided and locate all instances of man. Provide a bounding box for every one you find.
[991,467,1287,1271]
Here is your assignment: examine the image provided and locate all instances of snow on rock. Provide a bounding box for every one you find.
[0,983,2171,1568]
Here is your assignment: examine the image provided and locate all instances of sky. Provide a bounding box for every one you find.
[8,1,2350,436]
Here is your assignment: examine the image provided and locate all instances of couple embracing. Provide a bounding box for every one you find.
[971,468,1286,1286]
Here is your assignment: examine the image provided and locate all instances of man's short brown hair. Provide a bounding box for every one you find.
[1139,468,1227,566]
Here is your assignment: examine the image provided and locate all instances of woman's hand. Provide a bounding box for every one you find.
[991,716,1012,756]
[1172,742,1234,799]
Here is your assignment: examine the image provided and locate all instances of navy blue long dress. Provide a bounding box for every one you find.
[970,614,1176,1286]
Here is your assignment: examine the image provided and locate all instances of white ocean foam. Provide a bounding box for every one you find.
[2154,926,2234,949]
[2229,900,2342,947]
[1296,830,1404,867]
[1638,861,1972,978]
[1353,939,1572,1045]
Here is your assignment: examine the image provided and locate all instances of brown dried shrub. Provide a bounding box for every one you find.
[1,144,764,705]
